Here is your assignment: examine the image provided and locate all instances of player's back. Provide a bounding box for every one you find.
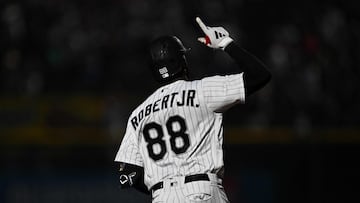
[132,79,222,187]
[116,73,245,188]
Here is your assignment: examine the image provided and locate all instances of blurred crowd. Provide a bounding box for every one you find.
[1,0,359,133]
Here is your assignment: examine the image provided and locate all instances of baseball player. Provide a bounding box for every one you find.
[114,17,271,202]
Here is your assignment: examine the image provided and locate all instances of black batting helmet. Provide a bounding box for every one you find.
[149,36,189,83]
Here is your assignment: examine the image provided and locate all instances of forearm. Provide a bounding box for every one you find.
[224,42,271,96]
[118,162,150,195]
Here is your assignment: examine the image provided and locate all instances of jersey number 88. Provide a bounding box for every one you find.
[143,115,190,161]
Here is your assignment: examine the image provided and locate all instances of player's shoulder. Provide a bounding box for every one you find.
[158,79,202,91]
[127,83,171,116]
[127,79,203,116]
[128,92,158,118]
[201,73,244,83]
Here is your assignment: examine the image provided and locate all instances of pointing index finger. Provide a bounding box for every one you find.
[196,17,207,33]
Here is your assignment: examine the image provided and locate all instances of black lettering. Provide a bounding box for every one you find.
[215,31,219,39]
[162,95,169,109]
[153,99,161,112]
[170,92,178,107]
[187,90,196,106]
[177,90,185,106]
[138,110,144,122]
[145,104,152,116]
[131,117,138,130]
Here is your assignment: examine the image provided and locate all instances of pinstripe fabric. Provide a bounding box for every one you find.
[114,121,143,167]
[202,73,245,112]
[115,73,245,202]
[151,174,229,203]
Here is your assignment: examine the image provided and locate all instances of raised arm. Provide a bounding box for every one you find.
[196,17,271,96]
[224,42,271,96]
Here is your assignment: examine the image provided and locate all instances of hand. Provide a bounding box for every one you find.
[196,17,233,50]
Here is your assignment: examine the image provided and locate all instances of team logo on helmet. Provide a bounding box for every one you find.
[159,67,169,78]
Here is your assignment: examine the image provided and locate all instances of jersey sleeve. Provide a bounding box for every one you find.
[201,73,245,112]
[114,120,143,167]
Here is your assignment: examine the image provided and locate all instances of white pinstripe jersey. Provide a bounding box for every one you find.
[115,73,245,189]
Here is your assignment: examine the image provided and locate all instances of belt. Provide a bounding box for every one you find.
[151,174,210,192]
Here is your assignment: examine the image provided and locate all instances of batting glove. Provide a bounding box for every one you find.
[196,17,233,50]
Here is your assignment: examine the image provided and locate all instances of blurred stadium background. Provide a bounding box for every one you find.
[0,0,359,202]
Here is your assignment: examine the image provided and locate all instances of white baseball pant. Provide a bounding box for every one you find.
[151,173,230,203]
